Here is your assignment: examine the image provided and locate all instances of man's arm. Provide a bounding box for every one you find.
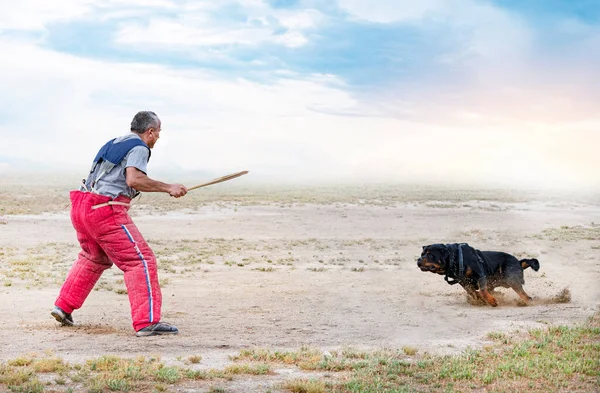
[126,167,187,198]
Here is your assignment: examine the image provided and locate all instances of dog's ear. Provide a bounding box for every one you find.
[422,245,426,250]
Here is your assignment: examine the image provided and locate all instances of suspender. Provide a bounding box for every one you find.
[85,137,150,193]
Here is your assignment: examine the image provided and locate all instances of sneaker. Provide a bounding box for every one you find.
[51,306,74,326]
[135,322,179,337]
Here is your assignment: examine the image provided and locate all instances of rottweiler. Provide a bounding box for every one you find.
[417,243,540,307]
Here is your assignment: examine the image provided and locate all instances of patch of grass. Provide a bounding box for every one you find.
[224,363,270,375]
[32,357,68,373]
[402,346,418,356]
[0,353,281,393]
[253,266,275,272]
[7,357,33,367]
[233,347,368,372]
[95,280,114,292]
[283,378,330,393]
[155,366,181,383]
[541,225,600,241]
[333,313,600,393]
[1,314,599,393]
[7,379,45,393]
[339,347,369,360]
[106,378,131,391]
[0,367,33,385]
[487,332,509,343]
[233,346,320,364]
[307,267,325,272]
[234,315,600,393]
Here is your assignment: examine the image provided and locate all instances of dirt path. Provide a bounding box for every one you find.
[1,200,598,372]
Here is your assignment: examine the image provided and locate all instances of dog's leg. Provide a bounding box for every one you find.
[480,289,498,307]
[462,282,480,300]
[462,283,487,305]
[510,282,533,303]
[478,277,498,307]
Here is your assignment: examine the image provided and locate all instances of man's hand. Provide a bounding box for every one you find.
[168,184,188,198]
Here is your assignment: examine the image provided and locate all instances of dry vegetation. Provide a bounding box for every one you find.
[0,221,596,292]
[2,173,599,216]
[0,313,598,392]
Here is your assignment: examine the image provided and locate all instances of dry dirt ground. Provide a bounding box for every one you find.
[0,195,599,391]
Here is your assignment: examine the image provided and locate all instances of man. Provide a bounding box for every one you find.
[51,111,188,337]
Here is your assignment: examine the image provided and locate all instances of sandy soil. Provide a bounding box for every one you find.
[0,199,599,390]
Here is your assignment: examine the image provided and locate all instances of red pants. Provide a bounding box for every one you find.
[55,191,162,331]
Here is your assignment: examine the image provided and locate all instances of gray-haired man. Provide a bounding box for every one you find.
[52,111,187,336]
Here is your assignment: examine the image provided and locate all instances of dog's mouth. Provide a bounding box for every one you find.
[419,265,442,272]
[417,259,445,273]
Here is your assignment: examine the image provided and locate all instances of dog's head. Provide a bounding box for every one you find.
[417,244,450,275]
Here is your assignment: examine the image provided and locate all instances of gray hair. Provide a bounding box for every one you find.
[130,111,160,134]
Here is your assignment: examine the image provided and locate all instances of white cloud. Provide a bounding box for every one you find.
[336,1,600,127]
[337,0,444,24]
[338,0,532,64]
[0,38,361,175]
[104,0,176,6]
[0,0,599,190]
[277,9,323,30]
[0,0,94,30]
[116,19,273,46]
[0,36,598,189]
[273,31,308,47]
[0,0,322,49]
[111,2,323,49]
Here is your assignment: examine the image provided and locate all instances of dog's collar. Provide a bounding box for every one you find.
[444,243,466,285]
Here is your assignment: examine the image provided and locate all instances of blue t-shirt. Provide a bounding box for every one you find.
[87,133,149,199]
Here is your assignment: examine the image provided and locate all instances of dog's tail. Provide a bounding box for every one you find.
[520,258,540,271]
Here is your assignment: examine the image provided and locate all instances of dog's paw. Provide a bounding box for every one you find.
[483,294,498,307]
[466,295,487,306]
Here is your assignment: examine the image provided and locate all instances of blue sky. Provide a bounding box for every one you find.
[0,0,599,189]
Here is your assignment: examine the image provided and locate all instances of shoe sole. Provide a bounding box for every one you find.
[51,310,74,326]
[136,330,179,337]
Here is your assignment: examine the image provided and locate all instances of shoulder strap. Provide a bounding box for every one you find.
[88,138,151,192]
[93,138,150,166]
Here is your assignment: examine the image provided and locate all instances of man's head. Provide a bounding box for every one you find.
[131,111,161,149]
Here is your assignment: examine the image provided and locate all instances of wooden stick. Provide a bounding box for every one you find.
[188,170,249,191]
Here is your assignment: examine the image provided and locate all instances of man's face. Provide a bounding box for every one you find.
[147,121,161,148]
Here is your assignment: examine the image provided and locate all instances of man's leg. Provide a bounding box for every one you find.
[54,244,112,313]
[98,212,163,332]
[55,194,112,316]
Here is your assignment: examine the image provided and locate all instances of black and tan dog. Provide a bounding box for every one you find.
[417,243,540,307]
